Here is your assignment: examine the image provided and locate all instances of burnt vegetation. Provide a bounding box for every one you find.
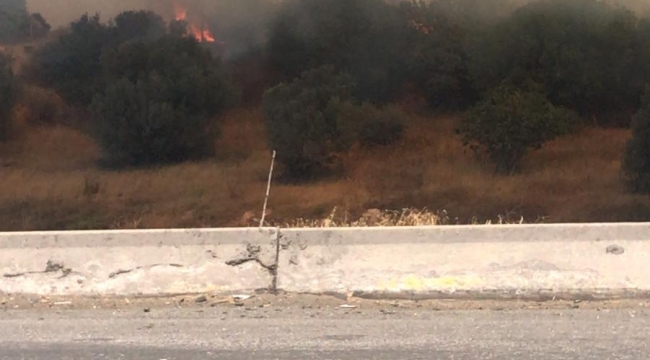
[3,0,650,229]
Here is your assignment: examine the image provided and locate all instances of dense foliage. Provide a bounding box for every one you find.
[263,66,406,180]
[90,36,232,167]
[27,11,166,106]
[469,0,650,124]
[263,66,356,179]
[458,82,579,174]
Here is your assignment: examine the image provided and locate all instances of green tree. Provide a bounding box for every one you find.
[471,0,646,124]
[27,14,111,106]
[263,65,406,180]
[458,81,578,174]
[90,36,233,167]
[263,66,355,179]
[27,11,168,106]
[622,87,650,193]
[0,53,17,141]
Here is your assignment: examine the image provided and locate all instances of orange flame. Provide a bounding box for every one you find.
[172,0,187,21]
[171,0,215,43]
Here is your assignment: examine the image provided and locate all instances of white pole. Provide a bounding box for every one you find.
[260,150,276,227]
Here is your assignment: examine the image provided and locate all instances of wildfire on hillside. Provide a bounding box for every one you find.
[171,0,216,43]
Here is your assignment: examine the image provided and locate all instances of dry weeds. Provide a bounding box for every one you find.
[280,207,527,228]
[0,103,648,231]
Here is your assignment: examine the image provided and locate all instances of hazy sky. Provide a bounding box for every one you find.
[26,0,171,28]
[25,0,650,29]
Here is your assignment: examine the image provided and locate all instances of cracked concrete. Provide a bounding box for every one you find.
[0,228,278,296]
[226,243,279,292]
[4,260,72,279]
[2,224,650,299]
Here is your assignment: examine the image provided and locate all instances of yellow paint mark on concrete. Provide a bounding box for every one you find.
[379,274,484,291]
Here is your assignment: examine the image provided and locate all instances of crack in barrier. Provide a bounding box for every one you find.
[4,260,73,279]
[108,263,183,279]
[226,236,281,293]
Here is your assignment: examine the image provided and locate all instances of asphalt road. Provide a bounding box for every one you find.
[1,299,650,360]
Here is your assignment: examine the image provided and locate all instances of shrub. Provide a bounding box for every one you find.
[262,66,356,179]
[0,53,17,140]
[622,86,650,193]
[90,36,233,167]
[458,81,579,174]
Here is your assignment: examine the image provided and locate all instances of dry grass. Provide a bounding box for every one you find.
[1,103,649,231]
[280,207,527,228]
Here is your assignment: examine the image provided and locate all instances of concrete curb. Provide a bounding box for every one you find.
[1,223,650,299]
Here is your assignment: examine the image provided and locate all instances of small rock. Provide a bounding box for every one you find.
[143,308,151,313]
[195,295,208,303]
[339,304,357,309]
[233,295,252,301]
[234,302,245,307]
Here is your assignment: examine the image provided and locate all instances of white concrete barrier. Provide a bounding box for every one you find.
[3,223,650,299]
[277,223,650,300]
[0,228,278,296]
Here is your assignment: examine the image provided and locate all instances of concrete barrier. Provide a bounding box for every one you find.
[277,223,650,300]
[0,228,278,296]
[3,223,650,299]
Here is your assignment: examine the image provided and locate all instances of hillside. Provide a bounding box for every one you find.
[0,104,646,231]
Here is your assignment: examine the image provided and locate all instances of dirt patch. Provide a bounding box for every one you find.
[3,292,650,312]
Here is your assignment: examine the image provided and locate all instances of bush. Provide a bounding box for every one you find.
[622,87,650,193]
[458,81,578,174]
[263,66,407,180]
[90,36,233,167]
[263,66,356,179]
[0,53,17,140]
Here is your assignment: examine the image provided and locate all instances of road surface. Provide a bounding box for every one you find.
[1,294,650,359]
